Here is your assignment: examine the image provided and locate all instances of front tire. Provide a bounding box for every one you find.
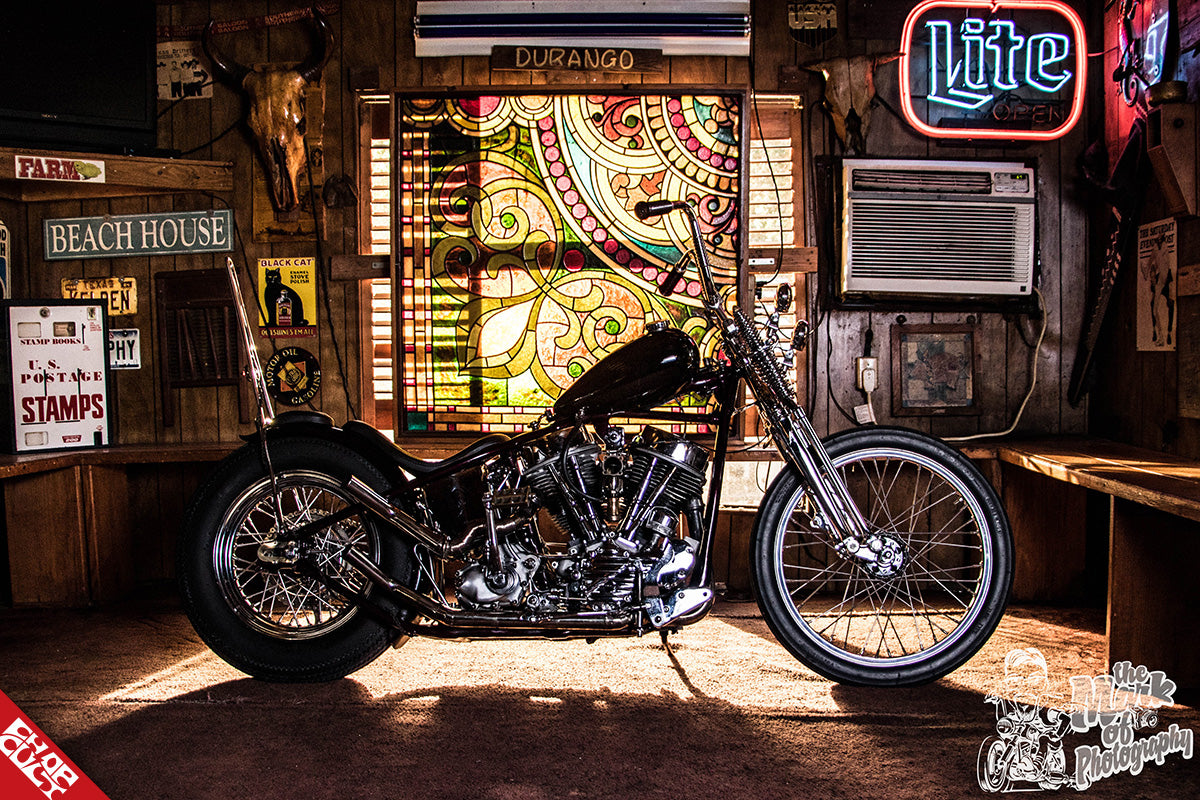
[978,736,1013,792]
[178,436,414,682]
[751,427,1013,686]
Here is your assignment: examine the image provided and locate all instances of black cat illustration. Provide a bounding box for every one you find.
[264,268,308,326]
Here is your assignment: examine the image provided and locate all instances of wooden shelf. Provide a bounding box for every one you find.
[0,146,233,202]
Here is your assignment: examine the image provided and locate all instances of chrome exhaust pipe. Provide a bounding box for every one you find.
[338,546,633,631]
[344,476,449,556]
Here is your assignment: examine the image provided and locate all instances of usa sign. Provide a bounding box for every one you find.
[899,0,1086,141]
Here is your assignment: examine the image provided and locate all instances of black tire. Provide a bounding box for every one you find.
[178,436,414,682]
[751,427,1013,686]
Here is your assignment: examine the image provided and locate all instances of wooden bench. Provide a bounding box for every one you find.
[994,437,1200,688]
[0,444,236,606]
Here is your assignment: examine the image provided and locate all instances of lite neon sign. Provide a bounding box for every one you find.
[900,0,1087,140]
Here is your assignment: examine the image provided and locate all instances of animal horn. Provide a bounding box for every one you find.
[298,8,334,84]
[201,20,250,85]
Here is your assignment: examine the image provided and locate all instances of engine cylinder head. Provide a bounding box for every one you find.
[624,427,709,514]
[522,435,602,538]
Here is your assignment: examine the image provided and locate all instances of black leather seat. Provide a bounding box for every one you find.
[342,420,509,477]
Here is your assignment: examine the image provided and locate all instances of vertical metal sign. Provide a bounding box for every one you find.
[1,301,112,452]
[0,219,9,299]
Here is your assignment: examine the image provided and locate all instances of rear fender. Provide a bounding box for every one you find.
[241,410,411,488]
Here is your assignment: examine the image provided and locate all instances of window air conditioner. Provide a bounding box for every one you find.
[840,159,1036,303]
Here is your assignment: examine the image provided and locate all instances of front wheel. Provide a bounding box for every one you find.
[978,736,1013,792]
[178,436,415,682]
[751,427,1013,686]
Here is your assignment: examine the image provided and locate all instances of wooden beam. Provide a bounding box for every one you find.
[0,147,233,202]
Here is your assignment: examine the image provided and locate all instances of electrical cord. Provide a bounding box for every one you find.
[945,287,1047,442]
[306,138,359,420]
[180,118,241,156]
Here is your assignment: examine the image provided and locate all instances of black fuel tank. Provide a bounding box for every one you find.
[553,325,700,420]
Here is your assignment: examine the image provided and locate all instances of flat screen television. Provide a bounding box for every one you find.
[0,4,157,154]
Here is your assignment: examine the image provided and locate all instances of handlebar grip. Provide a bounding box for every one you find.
[660,263,687,297]
[634,200,686,220]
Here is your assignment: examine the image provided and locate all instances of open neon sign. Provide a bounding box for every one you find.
[900,0,1087,140]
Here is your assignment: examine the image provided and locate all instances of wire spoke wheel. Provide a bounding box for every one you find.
[215,471,376,639]
[783,450,987,662]
[179,437,415,682]
[753,427,1012,686]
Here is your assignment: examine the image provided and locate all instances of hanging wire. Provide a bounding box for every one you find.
[945,287,1047,442]
[305,139,359,421]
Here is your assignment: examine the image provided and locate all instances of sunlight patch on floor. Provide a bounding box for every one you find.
[89,612,1076,716]
[94,615,843,713]
[99,651,238,702]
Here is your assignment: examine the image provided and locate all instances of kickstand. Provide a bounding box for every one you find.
[659,629,706,699]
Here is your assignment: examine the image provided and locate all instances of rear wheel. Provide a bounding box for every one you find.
[178,437,414,682]
[751,427,1013,686]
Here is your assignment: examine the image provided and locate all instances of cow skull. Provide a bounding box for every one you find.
[202,11,333,212]
[805,54,900,154]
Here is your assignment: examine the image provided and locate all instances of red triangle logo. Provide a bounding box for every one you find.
[0,690,109,799]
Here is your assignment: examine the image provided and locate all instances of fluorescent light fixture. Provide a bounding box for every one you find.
[414,1,751,57]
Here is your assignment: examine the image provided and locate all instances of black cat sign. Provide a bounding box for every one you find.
[257,256,316,338]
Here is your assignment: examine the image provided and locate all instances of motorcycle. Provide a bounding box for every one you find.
[178,200,1013,687]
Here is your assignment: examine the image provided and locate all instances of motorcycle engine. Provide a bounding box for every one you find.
[513,425,711,611]
[449,425,709,613]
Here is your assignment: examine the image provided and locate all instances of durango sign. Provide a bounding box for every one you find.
[899,0,1086,140]
[491,45,661,73]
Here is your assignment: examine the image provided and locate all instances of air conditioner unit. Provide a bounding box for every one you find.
[840,159,1036,304]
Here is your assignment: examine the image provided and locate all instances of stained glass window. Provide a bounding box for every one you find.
[394,92,743,434]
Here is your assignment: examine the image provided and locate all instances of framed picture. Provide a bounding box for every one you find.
[890,324,980,416]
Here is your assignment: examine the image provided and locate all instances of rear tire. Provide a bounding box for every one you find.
[751,427,1012,686]
[178,436,414,682]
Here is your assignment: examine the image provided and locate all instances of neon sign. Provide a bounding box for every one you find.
[900,0,1087,140]
[1114,0,1170,106]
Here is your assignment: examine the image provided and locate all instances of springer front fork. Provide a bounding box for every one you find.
[763,404,906,577]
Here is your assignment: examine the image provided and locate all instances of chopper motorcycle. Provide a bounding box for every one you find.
[178,200,1013,687]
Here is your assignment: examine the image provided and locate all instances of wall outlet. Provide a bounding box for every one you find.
[855,356,878,393]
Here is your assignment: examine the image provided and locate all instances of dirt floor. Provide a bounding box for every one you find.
[0,590,1196,799]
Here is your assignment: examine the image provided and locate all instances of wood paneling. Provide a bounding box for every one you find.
[0,1,1104,588]
[1109,498,1200,687]
[1,0,1092,450]
[1001,464,1088,603]
[5,467,88,606]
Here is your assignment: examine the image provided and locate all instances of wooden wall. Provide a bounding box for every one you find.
[1086,2,1200,460]
[784,1,1094,440]
[0,1,1108,590]
[1,0,1096,453]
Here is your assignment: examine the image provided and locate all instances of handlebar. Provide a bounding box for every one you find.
[659,252,690,298]
[634,200,724,323]
[634,200,690,220]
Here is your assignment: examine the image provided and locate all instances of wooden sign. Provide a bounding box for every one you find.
[14,154,105,184]
[43,210,233,260]
[61,277,138,317]
[491,45,662,73]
